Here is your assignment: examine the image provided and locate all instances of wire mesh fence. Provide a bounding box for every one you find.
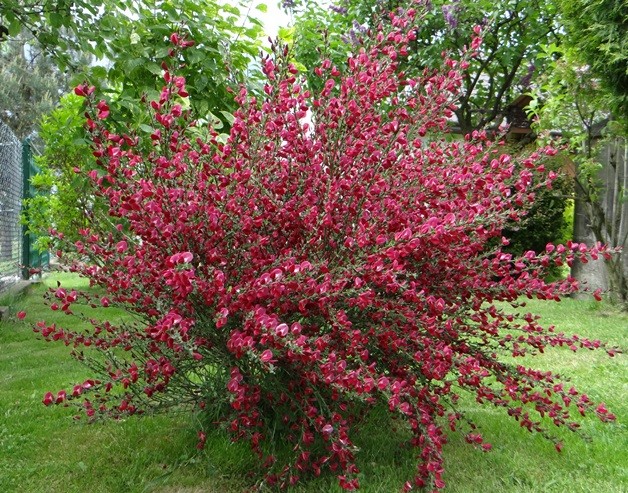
[0,119,49,293]
[0,119,23,291]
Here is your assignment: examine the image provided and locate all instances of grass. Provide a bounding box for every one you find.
[0,273,626,492]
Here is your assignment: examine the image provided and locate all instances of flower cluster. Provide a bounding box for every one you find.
[37,6,619,491]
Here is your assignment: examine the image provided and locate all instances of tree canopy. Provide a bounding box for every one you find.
[0,30,72,140]
[289,0,561,133]
[530,7,628,306]
[1,0,267,126]
[559,0,628,122]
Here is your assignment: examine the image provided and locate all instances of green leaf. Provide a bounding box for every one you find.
[198,100,210,119]
[186,50,205,64]
[144,89,161,102]
[139,124,154,133]
[278,26,295,43]
[8,17,22,36]
[220,111,235,125]
[221,4,240,15]
[49,12,64,29]
[205,110,223,129]
[293,61,307,72]
[145,62,162,75]
[256,3,268,13]
[154,47,171,59]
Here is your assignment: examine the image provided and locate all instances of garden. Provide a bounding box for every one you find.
[1,0,627,491]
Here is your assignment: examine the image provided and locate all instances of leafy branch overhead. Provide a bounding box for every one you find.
[0,0,267,125]
[559,0,628,125]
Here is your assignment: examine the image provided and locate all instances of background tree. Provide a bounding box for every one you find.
[289,0,561,133]
[22,93,100,251]
[531,42,628,307]
[0,30,73,140]
[0,0,89,60]
[1,0,267,127]
[531,0,628,306]
[559,0,628,125]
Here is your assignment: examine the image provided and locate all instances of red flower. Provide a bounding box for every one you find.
[260,350,274,363]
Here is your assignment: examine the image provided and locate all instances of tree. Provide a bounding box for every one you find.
[559,0,628,124]
[0,30,72,140]
[1,0,267,126]
[35,11,619,491]
[531,44,628,307]
[530,0,628,307]
[289,0,561,134]
[0,1,78,53]
[22,93,100,251]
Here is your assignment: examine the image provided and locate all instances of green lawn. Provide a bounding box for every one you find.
[0,273,626,492]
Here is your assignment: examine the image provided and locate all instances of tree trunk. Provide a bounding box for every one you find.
[571,135,628,309]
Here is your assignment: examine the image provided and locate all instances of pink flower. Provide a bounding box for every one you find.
[260,350,274,363]
[377,377,389,390]
[42,392,54,406]
[116,241,128,253]
[593,289,603,302]
[96,100,110,119]
[275,323,289,337]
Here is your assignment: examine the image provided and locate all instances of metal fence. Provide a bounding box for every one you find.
[0,119,49,293]
[0,120,23,291]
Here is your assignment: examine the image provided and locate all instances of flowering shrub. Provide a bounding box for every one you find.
[36,7,620,491]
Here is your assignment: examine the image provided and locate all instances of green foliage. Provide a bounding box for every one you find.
[502,152,573,258]
[290,0,560,133]
[530,43,620,204]
[531,44,613,146]
[560,0,628,125]
[289,4,349,96]
[531,42,628,305]
[22,93,102,250]
[1,0,266,127]
[83,0,266,126]
[0,31,71,139]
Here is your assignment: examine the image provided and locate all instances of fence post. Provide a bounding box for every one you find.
[21,138,31,280]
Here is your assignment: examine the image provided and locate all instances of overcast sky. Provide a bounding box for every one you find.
[258,1,292,38]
